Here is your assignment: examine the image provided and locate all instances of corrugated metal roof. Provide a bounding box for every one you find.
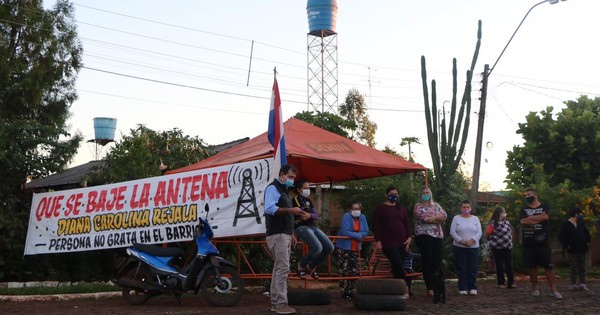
[24,161,104,189]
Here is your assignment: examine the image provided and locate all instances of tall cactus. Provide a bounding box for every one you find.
[421,20,482,191]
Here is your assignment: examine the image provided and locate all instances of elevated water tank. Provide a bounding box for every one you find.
[306,0,338,36]
[93,117,117,141]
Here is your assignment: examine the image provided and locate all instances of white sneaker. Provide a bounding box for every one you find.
[568,285,578,291]
[579,284,590,291]
[551,291,563,299]
[531,289,540,296]
[458,290,468,295]
[468,289,478,295]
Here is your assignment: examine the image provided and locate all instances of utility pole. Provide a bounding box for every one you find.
[471,64,489,210]
[470,0,565,211]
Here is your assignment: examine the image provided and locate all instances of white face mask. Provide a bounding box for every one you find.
[351,210,361,218]
[301,189,310,197]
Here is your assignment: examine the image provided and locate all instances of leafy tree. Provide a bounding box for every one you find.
[293,110,356,138]
[420,20,481,208]
[91,125,209,183]
[0,0,82,281]
[339,88,378,147]
[506,96,600,190]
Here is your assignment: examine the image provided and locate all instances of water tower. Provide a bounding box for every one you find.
[306,0,338,114]
[87,117,117,160]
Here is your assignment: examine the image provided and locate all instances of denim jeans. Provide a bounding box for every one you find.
[453,246,479,291]
[267,233,292,306]
[295,225,334,269]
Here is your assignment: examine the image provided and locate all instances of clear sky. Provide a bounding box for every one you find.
[45,0,600,191]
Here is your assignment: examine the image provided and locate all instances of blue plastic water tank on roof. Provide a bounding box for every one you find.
[306,0,338,35]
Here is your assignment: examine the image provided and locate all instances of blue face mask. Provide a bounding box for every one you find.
[421,194,431,202]
[387,195,398,202]
[576,214,584,220]
[285,178,294,187]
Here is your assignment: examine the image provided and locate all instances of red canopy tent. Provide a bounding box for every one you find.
[168,118,426,183]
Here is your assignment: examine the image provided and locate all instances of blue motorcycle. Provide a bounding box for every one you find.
[115,204,244,306]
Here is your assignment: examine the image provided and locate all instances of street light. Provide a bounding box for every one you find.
[470,0,566,210]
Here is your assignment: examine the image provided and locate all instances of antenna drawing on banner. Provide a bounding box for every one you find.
[233,168,260,227]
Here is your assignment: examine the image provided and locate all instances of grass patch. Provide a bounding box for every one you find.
[0,283,121,296]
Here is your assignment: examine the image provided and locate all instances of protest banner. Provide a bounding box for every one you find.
[24,159,273,255]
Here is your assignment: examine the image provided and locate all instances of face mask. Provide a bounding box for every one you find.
[525,196,535,204]
[285,178,294,187]
[576,214,584,220]
[351,210,361,218]
[301,189,310,197]
[461,209,471,215]
[387,195,398,202]
[421,194,431,202]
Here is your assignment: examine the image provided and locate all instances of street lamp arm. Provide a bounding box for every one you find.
[489,0,549,75]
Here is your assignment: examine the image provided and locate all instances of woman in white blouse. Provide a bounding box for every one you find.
[450,200,482,296]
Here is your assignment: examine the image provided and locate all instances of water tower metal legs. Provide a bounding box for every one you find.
[307,31,338,113]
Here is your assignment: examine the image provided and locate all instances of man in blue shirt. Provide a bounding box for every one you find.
[264,164,305,314]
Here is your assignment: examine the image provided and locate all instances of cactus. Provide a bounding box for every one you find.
[421,20,482,190]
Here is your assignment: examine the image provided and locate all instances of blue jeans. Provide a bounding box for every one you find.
[453,246,479,291]
[295,225,334,269]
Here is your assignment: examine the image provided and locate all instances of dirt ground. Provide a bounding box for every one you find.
[1,277,599,314]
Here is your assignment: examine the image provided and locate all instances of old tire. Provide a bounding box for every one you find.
[353,292,407,311]
[355,278,407,295]
[287,289,330,305]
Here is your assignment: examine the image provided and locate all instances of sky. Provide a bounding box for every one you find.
[43,0,600,191]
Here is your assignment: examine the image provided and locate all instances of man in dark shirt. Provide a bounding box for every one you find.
[519,187,562,299]
[264,164,305,314]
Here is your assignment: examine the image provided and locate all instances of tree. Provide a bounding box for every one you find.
[339,88,377,147]
[91,125,209,184]
[293,110,356,138]
[400,137,420,162]
[506,96,600,190]
[420,20,481,207]
[0,0,83,281]
[0,0,83,210]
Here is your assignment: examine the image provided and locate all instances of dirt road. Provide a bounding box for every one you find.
[1,277,598,314]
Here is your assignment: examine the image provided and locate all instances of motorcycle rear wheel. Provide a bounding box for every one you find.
[121,265,155,305]
[200,265,244,307]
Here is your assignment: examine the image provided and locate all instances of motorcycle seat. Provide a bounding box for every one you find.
[133,243,185,257]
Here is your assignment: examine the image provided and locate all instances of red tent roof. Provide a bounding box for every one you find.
[168,118,426,183]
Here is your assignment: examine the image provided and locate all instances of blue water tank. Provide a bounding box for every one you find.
[93,117,117,141]
[306,0,338,35]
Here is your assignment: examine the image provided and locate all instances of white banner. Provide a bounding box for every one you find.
[24,159,273,255]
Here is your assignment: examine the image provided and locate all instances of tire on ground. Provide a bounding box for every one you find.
[353,291,407,311]
[287,289,331,305]
[355,278,407,295]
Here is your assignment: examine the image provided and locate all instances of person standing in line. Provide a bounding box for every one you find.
[264,164,307,315]
[413,186,447,302]
[336,201,370,301]
[291,178,334,280]
[450,200,482,296]
[373,186,413,296]
[558,206,591,291]
[484,206,516,289]
[520,187,562,299]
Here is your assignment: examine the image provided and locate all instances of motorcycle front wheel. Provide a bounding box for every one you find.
[121,265,155,305]
[200,265,244,307]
